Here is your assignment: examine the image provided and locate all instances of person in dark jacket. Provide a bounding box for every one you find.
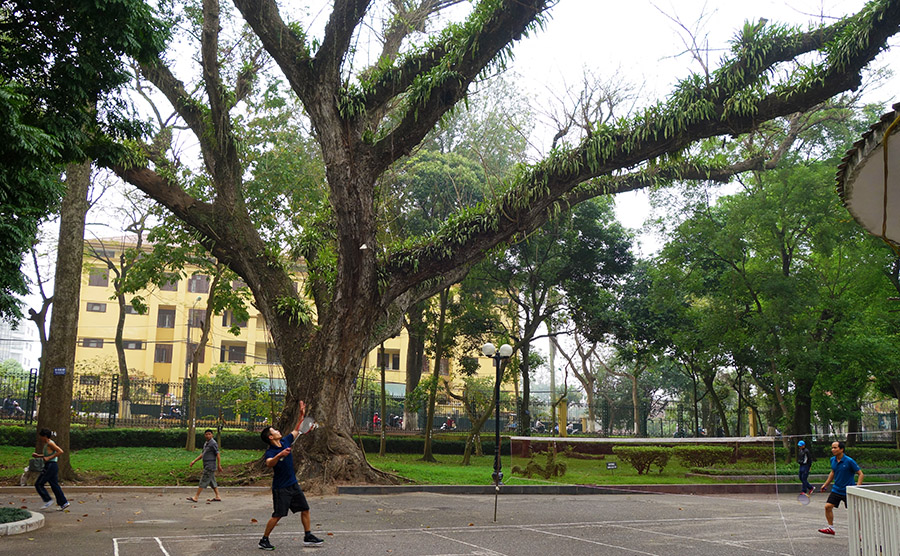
[797,440,813,495]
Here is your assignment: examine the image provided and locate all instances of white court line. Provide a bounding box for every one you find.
[520,526,661,556]
[608,522,793,556]
[423,531,509,556]
[155,537,172,556]
[110,514,781,542]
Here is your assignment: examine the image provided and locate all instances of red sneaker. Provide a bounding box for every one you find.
[818,527,835,535]
[809,486,816,494]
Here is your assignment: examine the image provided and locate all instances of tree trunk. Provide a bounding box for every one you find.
[792,375,814,441]
[847,408,861,447]
[584,387,595,433]
[518,341,531,435]
[113,290,130,401]
[379,343,386,457]
[701,372,730,436]
[186,272,218,451]
[630,373,639,436]
[422,288,449,462]
[461,388,495,466]
[36,161,91,480]
[403,301,427,431]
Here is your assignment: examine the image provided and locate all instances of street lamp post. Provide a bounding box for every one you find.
[482,341,513,522]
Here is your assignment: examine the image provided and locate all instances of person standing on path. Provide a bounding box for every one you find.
[188,429,223,502]
[818,440,864,535]
[257,400,324,550]
[797,440,814,495]
[33,428,69,511]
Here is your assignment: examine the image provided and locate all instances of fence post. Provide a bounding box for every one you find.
[108,375,119,428]
[25,368,39,425]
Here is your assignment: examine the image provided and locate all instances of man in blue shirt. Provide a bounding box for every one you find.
[818,440,864,535]
[258,400,324,550]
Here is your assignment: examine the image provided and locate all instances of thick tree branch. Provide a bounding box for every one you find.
[111,165,217,239]
[380,2,900,302]
[231,0,315,100]
[316,0,370,81]
[370,0,547,172]
[139,61,207,143]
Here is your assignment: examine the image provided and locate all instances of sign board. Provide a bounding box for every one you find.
[606,462,617,470]
[53,367,66,376]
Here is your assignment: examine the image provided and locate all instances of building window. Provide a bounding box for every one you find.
[189,308,205,328]
[123,340,143,350]
[123,305,139,315]
[88,269,108,287]
[187,343,206,364]
[232,279,247,290]
[157,307,176,328]
[160,274,178,291]
[86,302,106,312]
[377,351,401,370]
[154,344,173,363]
[439,358,449,376]
[187,274,210,293]
[82,338,104,348]
[220,344,246,363]
[222,310,247,328]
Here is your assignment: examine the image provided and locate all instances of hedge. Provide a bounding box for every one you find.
[673,445,732,467]
[0,426,495,455]
[612,446,671,474]
[736,446,776,464]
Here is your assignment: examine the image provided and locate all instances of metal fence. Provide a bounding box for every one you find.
[3,371,897,440]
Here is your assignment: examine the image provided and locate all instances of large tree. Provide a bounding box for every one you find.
[107,0,900,485]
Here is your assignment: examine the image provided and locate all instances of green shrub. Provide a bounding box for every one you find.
[357,435,494,455]
[673,445,732,467]
[612,446,671,475]
[0,507,30,524]
[845,447,900,463]
[0,426,499,454]
[0,425,34,447]
[736,446,775,464]
[512,449,567,479]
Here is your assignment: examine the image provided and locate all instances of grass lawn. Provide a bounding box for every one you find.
[0,445,264,486]
[366,452,727,486]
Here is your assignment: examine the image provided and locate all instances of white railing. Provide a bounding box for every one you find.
[847,483,900,556]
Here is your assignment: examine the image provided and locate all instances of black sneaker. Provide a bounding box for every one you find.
[303,533,324,546]
[258,537,274,550]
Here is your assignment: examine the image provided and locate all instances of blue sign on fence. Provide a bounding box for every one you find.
[53,367,66,375]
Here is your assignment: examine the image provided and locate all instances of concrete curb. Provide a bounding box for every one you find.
[336,482,806,495]
[0,511,44,536]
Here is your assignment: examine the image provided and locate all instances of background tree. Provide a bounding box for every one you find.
[83,190,156,403]
[477,197,632,434]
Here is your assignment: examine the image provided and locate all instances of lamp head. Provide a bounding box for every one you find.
[498,344,513,358]
[481,343,496,357]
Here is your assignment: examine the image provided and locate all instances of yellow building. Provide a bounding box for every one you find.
[75,239,502,396]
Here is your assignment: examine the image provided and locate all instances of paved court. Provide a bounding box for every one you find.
[1,486,852,556]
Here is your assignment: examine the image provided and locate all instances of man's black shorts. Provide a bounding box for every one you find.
[272,483,309,518]
[826,491,847,508]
